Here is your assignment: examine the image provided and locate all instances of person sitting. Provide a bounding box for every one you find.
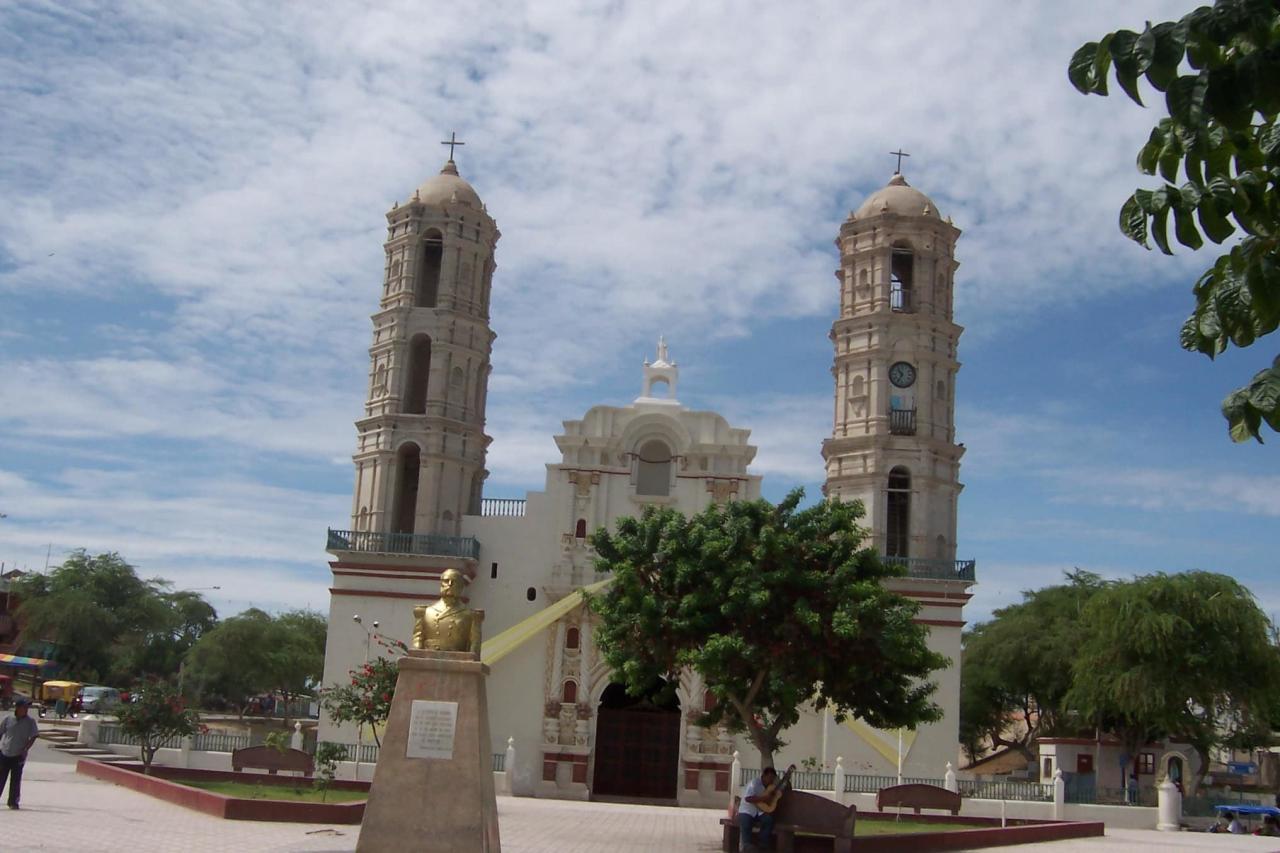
[1254,814,1280,837]
[1208,811,1232,833]
[1228,812,1246,834]
[737,767,778,851]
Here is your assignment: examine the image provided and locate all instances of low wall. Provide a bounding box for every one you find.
[75,760,366,824]
[795,788,1157,830]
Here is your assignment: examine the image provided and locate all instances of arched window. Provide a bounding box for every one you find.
[417,231,443,308]
[936,379,946,400]
[886,466,911,557]
[562,680,578,704]
[850,375,865,398]
[565,627,580,650]
[935,534,947,559]
[703,690,717,713]
[574,519,587,539]
[405,335,431,414]
[890,243,914,313]
[392,443,421,534]
[636,439,673,496]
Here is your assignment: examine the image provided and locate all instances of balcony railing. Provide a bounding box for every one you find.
[326,528,480,560]
[883,556,976,582]
[890,286,913,313]
[889,408,916,435]
[480,498,526,517]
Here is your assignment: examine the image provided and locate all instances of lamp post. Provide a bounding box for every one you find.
[352,614,380,778]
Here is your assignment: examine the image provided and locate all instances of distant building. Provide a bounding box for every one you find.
[319,158,976,804]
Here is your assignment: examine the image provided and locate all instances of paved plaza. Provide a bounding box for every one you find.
[5,743,1279,851]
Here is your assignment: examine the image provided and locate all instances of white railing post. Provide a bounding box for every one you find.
[291,721,303,751]
[500,736,516,796]
[181,734,195,768]
[1157,779,1181,832]
[78,717,100,747]
[729,750,742,801]
[944,761,957,793]
[1053,769,1065,820]
[833,756,844,798]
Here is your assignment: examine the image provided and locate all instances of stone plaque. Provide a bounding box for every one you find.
[405,699,458,760]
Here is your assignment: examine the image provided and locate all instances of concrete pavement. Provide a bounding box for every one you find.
[3,756,1279,852]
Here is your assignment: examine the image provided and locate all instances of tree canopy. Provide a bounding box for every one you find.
[1067,570,1280,790]
[183,608,327,713]
[13,550,214,684]
[1070,0,1280,441]
[586,490,948,768]
[960,570,1106,761]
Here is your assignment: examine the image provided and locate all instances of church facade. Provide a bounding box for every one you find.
[318,158,976,805]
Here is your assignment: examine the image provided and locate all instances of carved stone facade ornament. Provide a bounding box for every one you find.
[705,478,740,504]
[566,470,600,498]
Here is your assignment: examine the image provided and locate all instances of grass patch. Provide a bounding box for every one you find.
[177,779,367,804]
[854,819,979,836]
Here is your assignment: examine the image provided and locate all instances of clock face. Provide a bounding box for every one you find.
[889,361,917,388]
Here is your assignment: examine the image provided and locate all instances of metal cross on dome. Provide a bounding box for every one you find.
[441,131,466,160]
[890,148,910,174]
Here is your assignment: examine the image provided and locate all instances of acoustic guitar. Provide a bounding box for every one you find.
[755,764,797,815]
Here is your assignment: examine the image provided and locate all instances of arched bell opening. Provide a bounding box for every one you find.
[392,443,422,534]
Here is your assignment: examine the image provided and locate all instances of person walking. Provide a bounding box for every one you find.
[0,697,39,809]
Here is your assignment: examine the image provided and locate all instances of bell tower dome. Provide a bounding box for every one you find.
[821,170,968,574]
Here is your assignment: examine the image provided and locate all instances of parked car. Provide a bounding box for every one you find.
[79,685,122,713]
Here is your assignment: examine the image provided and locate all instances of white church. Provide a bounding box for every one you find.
[317,155,976,806]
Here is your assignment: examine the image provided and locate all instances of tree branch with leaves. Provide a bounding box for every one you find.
[1070,0,1280,441]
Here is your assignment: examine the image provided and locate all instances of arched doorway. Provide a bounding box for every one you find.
[592,681,680,800]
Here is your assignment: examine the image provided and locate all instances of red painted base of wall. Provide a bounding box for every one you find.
[76,760,367,824]
[810,813,1105,852]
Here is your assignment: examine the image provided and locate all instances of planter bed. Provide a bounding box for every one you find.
[76,759,368,824]
[792,811,1104,852]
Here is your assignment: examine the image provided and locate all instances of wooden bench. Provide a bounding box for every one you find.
[231,745,314,776]
[720,792,857,852]
[874,782,961,815]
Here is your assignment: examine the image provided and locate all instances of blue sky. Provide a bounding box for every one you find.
[1,0,1275,624]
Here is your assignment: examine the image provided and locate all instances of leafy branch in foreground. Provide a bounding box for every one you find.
[1070,1,1280,441]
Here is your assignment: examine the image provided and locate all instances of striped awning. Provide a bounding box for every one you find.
[0,653,51,668]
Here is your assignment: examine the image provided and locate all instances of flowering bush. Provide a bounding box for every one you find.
[116,678,201,773]
[319,634,406,747]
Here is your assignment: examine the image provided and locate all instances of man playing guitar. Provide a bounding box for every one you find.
[736,765,795,850]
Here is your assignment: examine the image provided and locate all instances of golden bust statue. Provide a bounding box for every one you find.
[412,568,483,655]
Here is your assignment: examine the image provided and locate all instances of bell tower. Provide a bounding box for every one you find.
[348,155,499,541]
[821,171,966,570]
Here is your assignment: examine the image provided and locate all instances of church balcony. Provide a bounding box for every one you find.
[883,556,976,582]
[889,408,916,435]
[325,528,481,560]
[480,498,526,517]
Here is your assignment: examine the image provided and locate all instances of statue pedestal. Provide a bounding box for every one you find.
[356,650,501,852]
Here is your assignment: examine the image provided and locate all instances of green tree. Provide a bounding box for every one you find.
[1070,1,1280,442]
[118,588,218,682]
[116,678,201,774]
[320,635,408,748]
[586,490,949,769]
[960,571,1107,762]
[183,608,327,714]
[12,551,207,683]
[1067,570,1280,792]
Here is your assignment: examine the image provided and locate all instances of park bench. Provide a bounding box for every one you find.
[230,745,314,776]
[721,791,857,852]
[874,782,961,816]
